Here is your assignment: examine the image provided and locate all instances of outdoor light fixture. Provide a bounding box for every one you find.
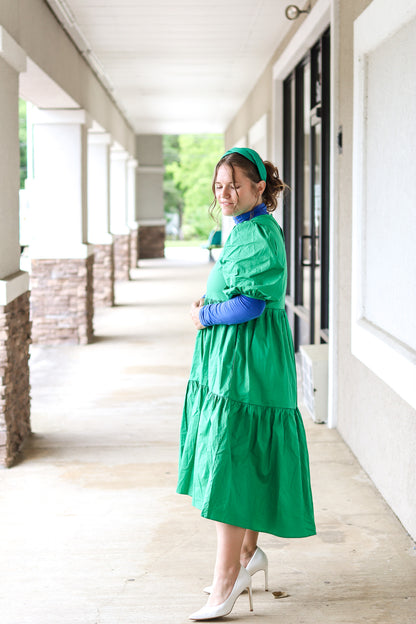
[285,3,311,20]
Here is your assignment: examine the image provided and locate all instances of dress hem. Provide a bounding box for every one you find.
[176,489,316,539]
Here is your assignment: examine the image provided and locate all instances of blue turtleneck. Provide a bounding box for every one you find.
[233,202,268,223]
[198,204,268,327]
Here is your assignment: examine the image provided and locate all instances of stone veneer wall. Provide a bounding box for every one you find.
[31,256,94,345]
[138,225,165,259]
[93,244,115,307]
[130,229,139,270]
[113,234,131,281]
[0,291,31,467]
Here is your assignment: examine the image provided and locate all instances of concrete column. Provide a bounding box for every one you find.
[30,108,94,345]
[127,158,139,269]
[135,135,166,259]
[0,28,31,466]
[88,131,114,307]
[110,146,130,280]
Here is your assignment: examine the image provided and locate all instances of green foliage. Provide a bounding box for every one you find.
[163,133,223,240]
[163,135,181,212]
[19,98,27,189]
[163,135,184,239]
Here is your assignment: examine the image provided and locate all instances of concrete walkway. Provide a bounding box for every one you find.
[1,249,415,624]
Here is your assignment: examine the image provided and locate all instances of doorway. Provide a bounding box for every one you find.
[283,28,330,350]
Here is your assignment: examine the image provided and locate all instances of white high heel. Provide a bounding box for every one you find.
[203,546,269,594]
[246,546,269,591]
[190,566,253,621]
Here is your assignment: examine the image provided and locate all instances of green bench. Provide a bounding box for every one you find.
[202,229,222,261]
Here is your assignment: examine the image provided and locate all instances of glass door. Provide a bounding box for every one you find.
[283,28,330,350]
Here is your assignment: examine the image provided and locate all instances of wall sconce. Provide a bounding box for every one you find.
[285,3,311,20]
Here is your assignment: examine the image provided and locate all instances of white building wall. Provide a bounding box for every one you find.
[343,0,416,540]
[248,113,269,160]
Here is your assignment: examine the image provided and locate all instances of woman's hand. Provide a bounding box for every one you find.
[190,299,206,330]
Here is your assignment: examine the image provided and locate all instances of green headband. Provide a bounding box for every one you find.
[221,147,267,182]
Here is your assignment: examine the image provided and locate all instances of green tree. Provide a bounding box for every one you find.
[163,135,184,239]
[164,133,223,240]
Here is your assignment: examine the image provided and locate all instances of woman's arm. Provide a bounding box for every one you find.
[199,295,266,327]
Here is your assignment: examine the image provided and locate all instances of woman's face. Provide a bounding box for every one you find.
[214,164,265,217]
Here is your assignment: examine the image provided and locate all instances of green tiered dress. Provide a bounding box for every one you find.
[177,214,316,538]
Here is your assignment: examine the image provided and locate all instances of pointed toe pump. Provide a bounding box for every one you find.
[203,546,269,594]
[190,566,253,621]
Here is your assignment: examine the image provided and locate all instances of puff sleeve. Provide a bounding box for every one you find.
[219,220,286,302]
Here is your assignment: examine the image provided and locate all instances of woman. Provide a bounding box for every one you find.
[177,147,316,621]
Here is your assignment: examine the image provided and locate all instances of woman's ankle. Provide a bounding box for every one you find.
[213,562,241,584]
[240,546,256,567]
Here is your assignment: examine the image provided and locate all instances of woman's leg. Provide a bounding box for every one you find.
[207,522,246,607]
[240,530,259,567]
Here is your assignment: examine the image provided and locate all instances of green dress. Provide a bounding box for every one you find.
[176,214,316,538]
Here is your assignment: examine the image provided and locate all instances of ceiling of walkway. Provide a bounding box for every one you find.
[47,0,293,134]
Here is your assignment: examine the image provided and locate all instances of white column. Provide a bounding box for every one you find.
[127,157,139,269]
[0,27,27,289]
[87,132,112,245]
[0,35,29,297]
[87,131,114,306]
[110,146,131,280]
[110,146,129,236]
[29,109,94,344]
[30,108,92,259]
[127,158,139,230]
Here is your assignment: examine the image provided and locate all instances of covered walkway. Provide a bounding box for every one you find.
[0,251,415,624]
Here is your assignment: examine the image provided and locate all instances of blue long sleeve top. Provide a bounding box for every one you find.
[199,204,268,327]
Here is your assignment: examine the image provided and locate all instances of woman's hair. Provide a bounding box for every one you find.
[209,151,286,218]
